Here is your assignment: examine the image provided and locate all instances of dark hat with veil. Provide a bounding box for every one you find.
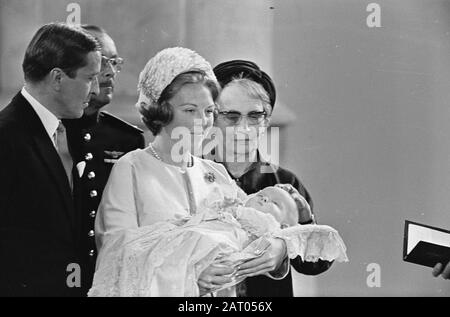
[213,60,276,109]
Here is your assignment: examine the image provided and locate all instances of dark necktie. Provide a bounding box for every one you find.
[55,121,73,191]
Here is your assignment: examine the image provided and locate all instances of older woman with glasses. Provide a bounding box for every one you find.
[207,60,333,297]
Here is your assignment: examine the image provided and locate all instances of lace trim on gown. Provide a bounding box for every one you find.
[273,224,349,263]
[89,201,348,297]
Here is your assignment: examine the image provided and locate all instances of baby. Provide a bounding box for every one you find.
[89,185,348,297]
[244,184,314,227]
[211,185,346,270]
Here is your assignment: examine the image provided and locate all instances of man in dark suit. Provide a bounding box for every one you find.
[63,25,145,295]
[0,22,101,296]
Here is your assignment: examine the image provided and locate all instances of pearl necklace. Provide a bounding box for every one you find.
[149,143,194,168]
[149,143,196,214]
[148,143,162,161]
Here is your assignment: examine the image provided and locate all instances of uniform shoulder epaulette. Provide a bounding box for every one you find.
[99,111,144,134]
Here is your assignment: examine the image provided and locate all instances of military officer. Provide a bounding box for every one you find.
[63,25,145,295]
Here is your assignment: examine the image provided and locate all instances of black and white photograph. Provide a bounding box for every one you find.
[0,0,449,299]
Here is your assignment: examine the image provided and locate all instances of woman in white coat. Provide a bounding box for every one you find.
[93,47,289,296]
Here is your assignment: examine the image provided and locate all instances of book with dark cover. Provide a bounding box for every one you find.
[403,220,450,268]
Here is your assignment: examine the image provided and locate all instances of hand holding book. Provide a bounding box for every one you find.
[432,262,450,280]
[403,220,450,269]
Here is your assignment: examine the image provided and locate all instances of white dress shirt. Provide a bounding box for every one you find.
[21,87,60,147]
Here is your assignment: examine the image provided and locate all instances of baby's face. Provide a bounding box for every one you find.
[245,187,297,225]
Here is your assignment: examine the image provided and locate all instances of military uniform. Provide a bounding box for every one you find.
[63,111,145,294]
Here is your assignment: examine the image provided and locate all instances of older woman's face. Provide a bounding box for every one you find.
[163,83,216,152]
[215,84,268,160]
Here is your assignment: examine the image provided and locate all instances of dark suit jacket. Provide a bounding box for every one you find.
[0,92,83,297]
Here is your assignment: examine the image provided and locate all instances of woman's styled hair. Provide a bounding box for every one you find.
[223,76,273,115]
[138,70,219,136]
[22,22,100,83]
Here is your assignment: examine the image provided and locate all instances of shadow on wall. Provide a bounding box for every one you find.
[274,0,450,296]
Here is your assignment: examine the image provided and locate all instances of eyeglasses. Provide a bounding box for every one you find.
[217,110,267,125]
[101,56,124,73]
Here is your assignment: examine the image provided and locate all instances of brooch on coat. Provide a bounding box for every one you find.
[204,172,216,183]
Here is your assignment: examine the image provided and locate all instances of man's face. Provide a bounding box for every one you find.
[58,51,101,119]
[85,32,119,115]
